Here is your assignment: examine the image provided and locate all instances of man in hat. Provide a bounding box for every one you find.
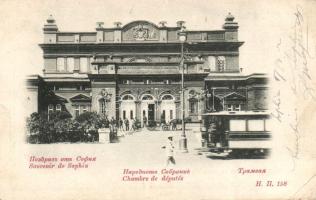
[161,135,176,166]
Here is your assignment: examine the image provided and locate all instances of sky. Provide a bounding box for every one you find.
[1,0,315,80]
[0,0,315,113]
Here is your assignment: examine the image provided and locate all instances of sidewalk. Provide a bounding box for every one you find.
[113,128,207,167]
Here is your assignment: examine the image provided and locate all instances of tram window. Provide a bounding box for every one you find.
[265,119,271,131]
[248,119,265,131]
[230,120,246,131]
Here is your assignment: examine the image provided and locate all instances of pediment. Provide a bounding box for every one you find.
[70,94,91,102]
[122,21,159,41]
[222,92,246,100]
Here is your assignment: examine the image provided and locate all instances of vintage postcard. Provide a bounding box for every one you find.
[0,0,316,199]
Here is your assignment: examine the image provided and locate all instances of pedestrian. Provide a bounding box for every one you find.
[143,116,147,128]
[110,117,116,131]
[130,118,136,131]
[161,136,176,167]
[171,120,176,131]
[119,118,123,130]
[124,118,129,131]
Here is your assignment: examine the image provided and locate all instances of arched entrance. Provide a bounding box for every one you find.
[140,94,156,126]
[160,94,176,124]
[120,94,136,121]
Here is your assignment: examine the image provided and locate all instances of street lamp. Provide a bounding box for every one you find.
[178,29,188,153]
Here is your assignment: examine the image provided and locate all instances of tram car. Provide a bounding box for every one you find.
[201,111,271,156]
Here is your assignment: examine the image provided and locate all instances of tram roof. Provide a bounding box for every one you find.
[202,111,270,116]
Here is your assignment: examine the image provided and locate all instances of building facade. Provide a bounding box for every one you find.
[26,13,269,125]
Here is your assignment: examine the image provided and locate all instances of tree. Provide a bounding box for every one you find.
[75,112,108,142]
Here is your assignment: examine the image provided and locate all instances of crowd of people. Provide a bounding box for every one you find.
[104,116,178,136]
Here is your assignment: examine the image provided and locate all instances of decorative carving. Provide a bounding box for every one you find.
[114,22,122,28]
[99,89,112,102]
[132,24,156,40]
[159,21,167,27]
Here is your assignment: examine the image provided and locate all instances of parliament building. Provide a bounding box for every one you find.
[26,13,268,126]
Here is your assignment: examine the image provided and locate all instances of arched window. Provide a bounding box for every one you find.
[189,98,198,114]
[121,94,135,101]
[161,94,174,101]
[142,94,154,101]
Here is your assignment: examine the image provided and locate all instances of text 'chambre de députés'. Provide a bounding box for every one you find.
[122,169,191,183]
[29,156,96,170]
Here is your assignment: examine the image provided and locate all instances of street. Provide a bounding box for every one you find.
[17,128,293,200]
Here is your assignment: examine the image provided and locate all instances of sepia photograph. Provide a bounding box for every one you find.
[1,0,316,199]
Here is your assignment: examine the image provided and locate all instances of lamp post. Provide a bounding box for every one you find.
[178,29,188,153]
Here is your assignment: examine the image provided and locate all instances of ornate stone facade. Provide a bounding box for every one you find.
[25,14,268,124]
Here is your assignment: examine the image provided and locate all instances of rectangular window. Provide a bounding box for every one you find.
[217,56,226,72]
[234,104,241,111]
[170,110,173,120]
[57,57,65,71]
[56,104,62,112]
[230,119,246,131]
[82,105,87,113]
[67,57,74,72]
[227,104,233,111]
[130,110,134,119]
[208,56,216,71]
[48,104,54,114]
[163,80,170,84]
[75,105,80,118]
[122,80,129,84]
[80,57,88,73]
[248,119,265,131]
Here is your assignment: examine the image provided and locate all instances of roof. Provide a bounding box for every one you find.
[205,73,268,81]
[43,75,90,82]
[70,94,91,102]
[216,92,246,100]
[202,110,270,116]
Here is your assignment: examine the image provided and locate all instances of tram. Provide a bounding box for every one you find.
[201,111,271,156]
